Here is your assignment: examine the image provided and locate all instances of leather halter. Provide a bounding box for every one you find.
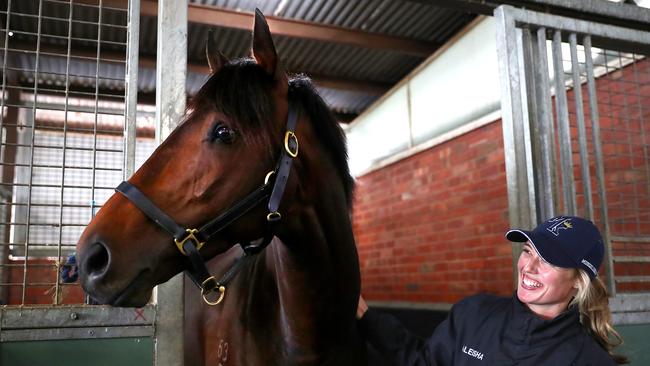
[116,106,299,305]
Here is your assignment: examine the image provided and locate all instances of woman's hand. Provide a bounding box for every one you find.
[357,295,369,319]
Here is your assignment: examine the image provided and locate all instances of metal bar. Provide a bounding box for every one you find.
[495,6,534,283]
[517,27,538,226]
[22,0,45,305]
[1,142,125,153]
[4,11,128,29]
[89,0,104,222]
[533,27,557,220]
[0,102,127,116]
[615,276,650,283]
[610,235,650,243]
[124,0,139,179]
[0,0,11,143]
[1,304,155,328]
[154,0,187,364]
[551,29,577,215]
[54,0,75,305]
[0,182,118,190]
[0,0,13,305]
[1,223,101,227]
[504,5,650,53]
[568,32,594,220]
[0,163,123,172]
[4,30,128,47]
[614,256,650,263]
[584,35,614,295]
[0,50,127,65]
[1,325,154,341]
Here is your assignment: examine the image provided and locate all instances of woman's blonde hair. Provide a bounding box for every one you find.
[570,270,628,364]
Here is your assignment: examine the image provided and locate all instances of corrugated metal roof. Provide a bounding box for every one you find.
[2,0,477,118]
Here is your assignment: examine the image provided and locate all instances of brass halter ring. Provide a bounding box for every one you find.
[267,211,281,222]
[201,276,226,306]
[174,228,205,256]
[284,131,299,158]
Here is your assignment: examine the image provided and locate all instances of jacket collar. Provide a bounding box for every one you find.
[510,292,583,344]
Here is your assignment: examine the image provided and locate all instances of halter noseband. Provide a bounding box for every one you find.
[115,106,299,305]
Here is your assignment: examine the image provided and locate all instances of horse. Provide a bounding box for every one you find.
[75,10,366,366]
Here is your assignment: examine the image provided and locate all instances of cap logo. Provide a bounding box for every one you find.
[581,259,597,276]
[546,217,573,237]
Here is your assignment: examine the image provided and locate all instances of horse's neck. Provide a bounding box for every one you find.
[260,179,360,359]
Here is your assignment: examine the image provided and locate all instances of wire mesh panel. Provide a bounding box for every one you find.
[495,5,650,297]
[0,0,155,306]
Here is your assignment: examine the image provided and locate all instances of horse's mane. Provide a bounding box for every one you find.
[189,58,355,208]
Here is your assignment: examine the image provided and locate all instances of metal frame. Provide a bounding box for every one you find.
[0,0,164,355]
[153,0,187,364]
[495,4,650,324]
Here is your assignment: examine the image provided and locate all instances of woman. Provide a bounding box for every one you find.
[357,216,628,365]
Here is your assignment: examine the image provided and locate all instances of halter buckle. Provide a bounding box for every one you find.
[284,131,299,158]
[201,276,226,306]
[174,228,205,256]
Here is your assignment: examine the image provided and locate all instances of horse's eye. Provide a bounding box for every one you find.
[210,123,236,144]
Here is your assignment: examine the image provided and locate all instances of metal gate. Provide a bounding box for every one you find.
[0,0,158,362]
[495,4,650,323]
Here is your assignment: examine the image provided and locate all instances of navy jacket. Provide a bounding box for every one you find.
[358,294,616,366]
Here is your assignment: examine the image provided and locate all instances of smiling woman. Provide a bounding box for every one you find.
[357,215,629,366]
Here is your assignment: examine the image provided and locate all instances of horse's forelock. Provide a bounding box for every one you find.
[188,62,354,209]
[189,58,276,157]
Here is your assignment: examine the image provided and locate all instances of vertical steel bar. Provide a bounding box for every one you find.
[124,0,140,179]
[517,27,538,226]
[495,6,534,282]
[568,33,594,220]
[90,1,104,221]
[22,0,44,305]
[0,0,11,139]
[54,0,75,305]
[534,27,558,220]
[584,36,615,294]
[154,0,187,364]
[0,0,12,305]
[551,30,577,215]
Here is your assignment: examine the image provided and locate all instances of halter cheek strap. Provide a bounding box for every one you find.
[115,106,299,305]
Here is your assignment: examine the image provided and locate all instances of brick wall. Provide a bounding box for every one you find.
[353,121,513,304]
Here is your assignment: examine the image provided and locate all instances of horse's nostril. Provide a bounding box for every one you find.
[83,242,110,279]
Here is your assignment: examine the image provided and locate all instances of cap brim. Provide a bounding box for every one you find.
[505,229,575,269]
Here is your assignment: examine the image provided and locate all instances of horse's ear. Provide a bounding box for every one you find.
[206,29,227,74]
[252,9,284,80]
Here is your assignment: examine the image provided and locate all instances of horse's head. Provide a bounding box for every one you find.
[76,10,311,306]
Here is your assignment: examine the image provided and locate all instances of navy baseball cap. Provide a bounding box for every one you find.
[505,216,604,278]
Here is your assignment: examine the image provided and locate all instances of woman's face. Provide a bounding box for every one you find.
[517,242,578,319]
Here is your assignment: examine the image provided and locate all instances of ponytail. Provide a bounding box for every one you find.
[570,270,629,364]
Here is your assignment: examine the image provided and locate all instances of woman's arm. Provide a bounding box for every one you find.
[357,296,458,366]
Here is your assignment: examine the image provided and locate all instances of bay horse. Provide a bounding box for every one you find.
[75,10,366,365]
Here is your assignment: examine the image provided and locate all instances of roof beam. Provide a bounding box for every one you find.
[83,0,438,57]
[7,41,388,96]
